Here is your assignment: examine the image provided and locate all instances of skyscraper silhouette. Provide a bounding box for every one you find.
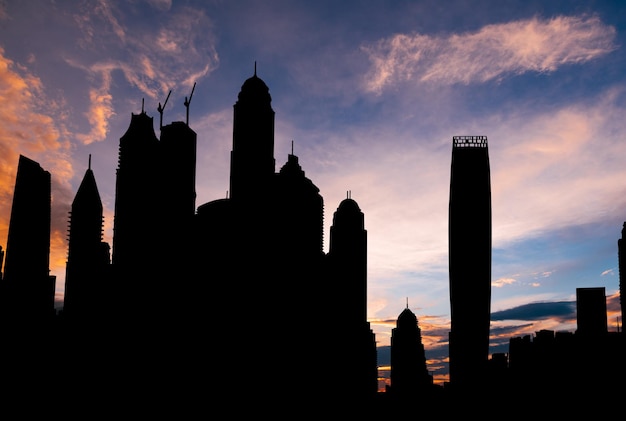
[1,155,55,324]
[0,68,380,409]
[63,155,110,323]
[618,222,625,328]
[448,135,492,391]
[111,104,197,324]
[229,64,276,203]
[388,304,432,397]
[105,67,377,405]
[327,195,378,399]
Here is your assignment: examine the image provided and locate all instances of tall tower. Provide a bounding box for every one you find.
[63,155,110,322]
[110,109,162,325]
[618,222,625,329]
[448,135,492,390]
[327,194,378,399]
[159,119,197,285]
[111,110,160,270]
[229,65,276,202]
[328,194,368,323]
[1,155,55,323]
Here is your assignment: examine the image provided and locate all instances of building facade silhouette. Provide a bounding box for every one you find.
[448,135,492,391]
[576,287,608,337]
[63,155,111,323]
[618,222,626,327]
[61,68,378,404]
[507,287,625,401]
[388,304,432,396]
[2,71,626,410]
[326,195,378,399]
[0,155,55,325]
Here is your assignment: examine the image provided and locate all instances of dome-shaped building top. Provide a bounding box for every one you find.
[237,64,272,104]
[337,197,361,213]
[332,195,364,230]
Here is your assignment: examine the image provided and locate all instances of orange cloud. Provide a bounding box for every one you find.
[76,86,115,145]
[0,47,74,291]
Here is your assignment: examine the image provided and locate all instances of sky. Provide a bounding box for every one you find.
[1,0,625,386]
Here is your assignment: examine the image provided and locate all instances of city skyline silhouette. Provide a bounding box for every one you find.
[0,69,624,411]
[3,6,626,391]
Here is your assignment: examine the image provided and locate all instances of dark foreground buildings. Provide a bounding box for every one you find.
[1,71,625,413]
[506,287,625,403]
[0,70,379,411]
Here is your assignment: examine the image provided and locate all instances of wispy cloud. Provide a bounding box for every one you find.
[362,14,617,93]
[493,277,517,288]
[76,77,115,145]
[68,3,219,144]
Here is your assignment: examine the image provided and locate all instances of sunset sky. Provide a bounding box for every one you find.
[1,0,625,385]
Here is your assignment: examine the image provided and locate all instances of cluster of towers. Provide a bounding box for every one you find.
[3,67,622,410]
[0,69,385,407]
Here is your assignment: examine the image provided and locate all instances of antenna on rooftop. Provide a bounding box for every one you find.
[184,82,196,126]
[88,154,91,170]
[291,140,294,155]
[157,89,172,130]
[254,60,257,76]
[141,98,145,113]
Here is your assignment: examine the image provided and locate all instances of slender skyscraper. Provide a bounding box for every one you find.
[327,194,378,399]
[1,155,55,324]
[448,135,492,390]
[229,64,276,203]
[618,222,625,328]
[63,155,110,322]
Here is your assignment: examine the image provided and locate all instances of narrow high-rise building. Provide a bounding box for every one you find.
[448,135,492,390]
[1,155,55,324]
[63,155,110,322]
[618,222,625,328]
[328,194,368,324]
[111,110,160,271]
[158,119,197,287]
[327,194,378,399]
[229,64,276,203]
